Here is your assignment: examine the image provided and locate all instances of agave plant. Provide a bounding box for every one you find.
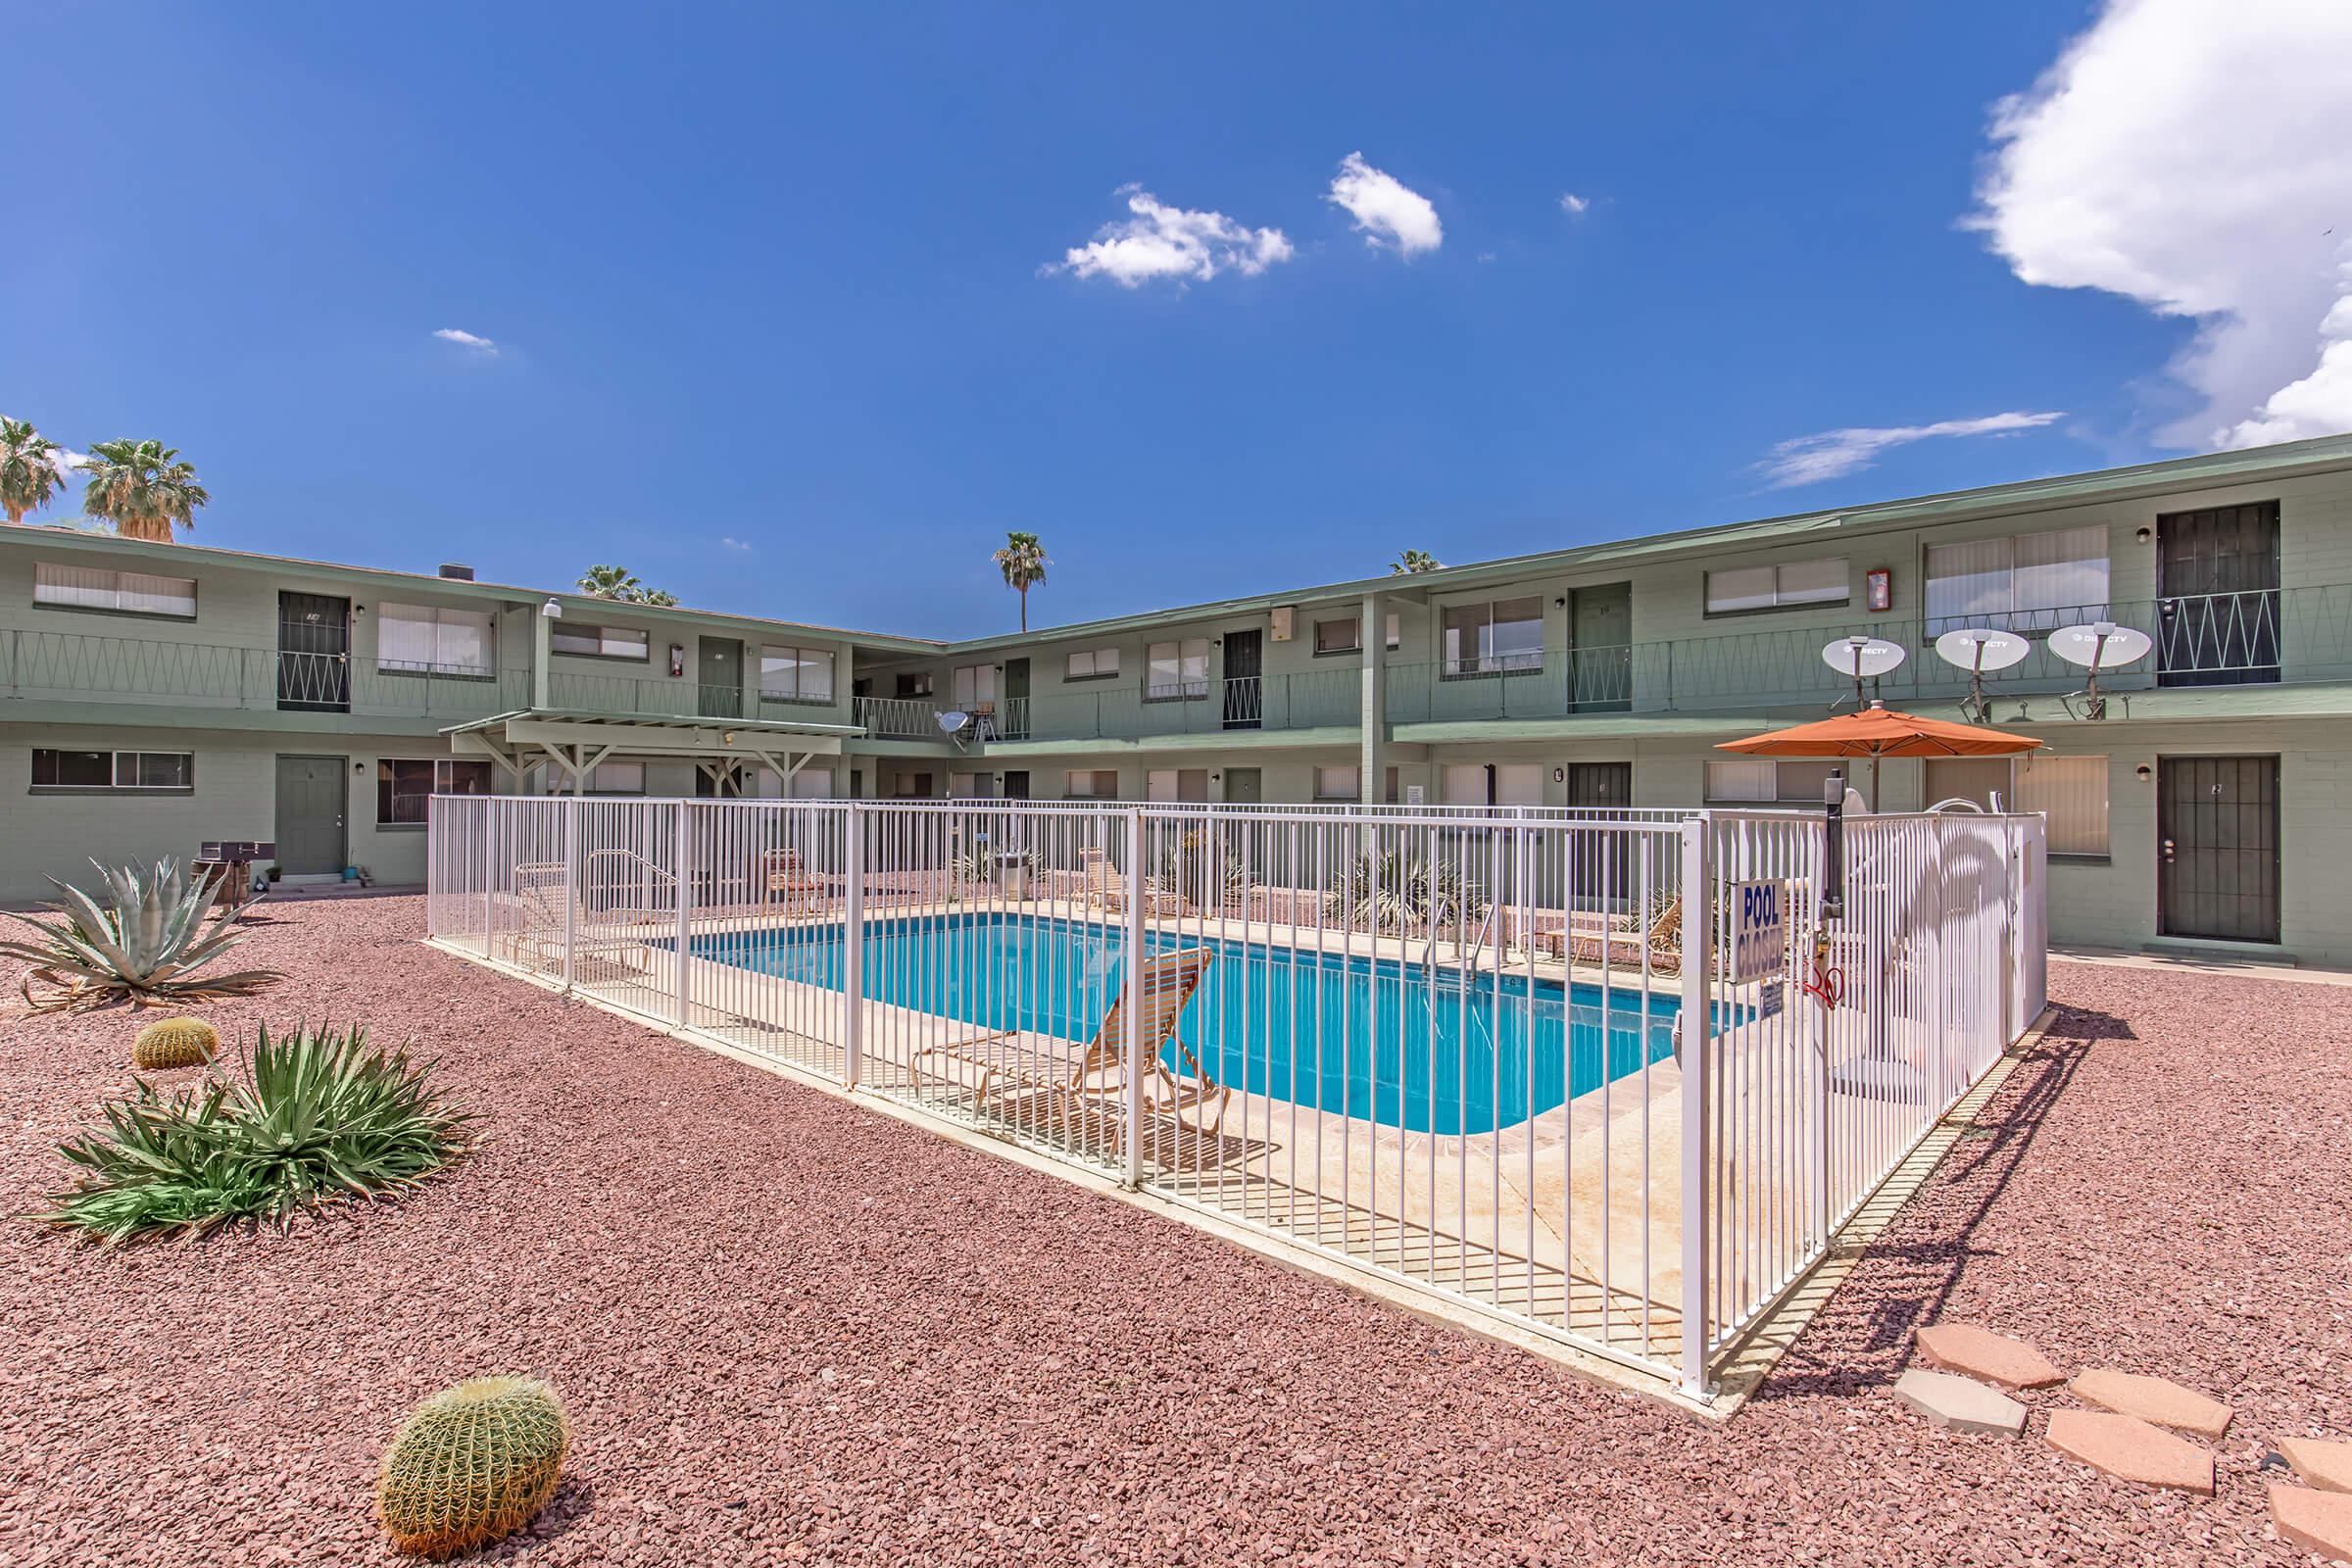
[43,1022,470,1243]
[0,858,280,1011]
[1325,850,1487,937]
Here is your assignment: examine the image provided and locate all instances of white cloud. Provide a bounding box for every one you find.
[1756,411,2067,489]
[1970,0,2352,449]
[1048,187,1294,288]
[1326,152,1442,256]
[1559,192,1591,216]
[720,536,753,553]
[432,327,497,352]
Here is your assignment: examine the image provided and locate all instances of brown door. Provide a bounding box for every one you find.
[2156,502,2279,687]
[2158,756,2279,943]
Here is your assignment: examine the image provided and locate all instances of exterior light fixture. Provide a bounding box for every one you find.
[541,597,563,618]
[2136,526,2153,543]
[2136,763,2152,781]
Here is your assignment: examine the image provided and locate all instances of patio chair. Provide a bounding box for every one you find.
[760,847,829,912]
[909,947,1229,1140]
[1530,894,1684,973]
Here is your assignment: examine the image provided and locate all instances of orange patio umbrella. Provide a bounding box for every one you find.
[1715,700,2041,810]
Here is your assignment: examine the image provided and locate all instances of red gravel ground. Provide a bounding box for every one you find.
[2,896,2345,1566]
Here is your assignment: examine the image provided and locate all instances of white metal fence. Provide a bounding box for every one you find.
[427,795,2045,1395]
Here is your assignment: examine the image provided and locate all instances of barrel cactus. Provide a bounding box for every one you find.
[378,1378,569,1558]
[131,1017,220,1071]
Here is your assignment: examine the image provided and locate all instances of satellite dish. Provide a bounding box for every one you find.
[1935,628,2033,724]
[2047,621,2151,721]
[1934,628,2032,672]
[935,710,971,733]
[1822,635,1908,679]
[2047,621,2152,670]
[1822,635,1906,712]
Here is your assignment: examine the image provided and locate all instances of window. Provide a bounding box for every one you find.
[31,749,193,792]
[1313,764,1360,801]
[760,645,835,704]
[378,603,495,676]
[550,622,649,660]
[563,760,644,795]
[1064,648,1120,680]
[885,770,935,799]
[746,764,836,799]
[1145,768,1210,803]
[1705,759,1840,804]
[1441,761,1544,807]
[377,758,491,824]
[894,670,934,699]
[1146,639,1210,698]
[949,771,999,799]
[2014,754,2108,856]
[1065,769,1120,799]
[953,664,998,708]
[1704,558,1849,614]
[33,563,197,618]
[1923,758,2015,812]
[1441,597,1544,673]
[1926,527,2107,631]
[1316,612,1402,655]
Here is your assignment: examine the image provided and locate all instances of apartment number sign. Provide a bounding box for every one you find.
[1728,880,1787,983]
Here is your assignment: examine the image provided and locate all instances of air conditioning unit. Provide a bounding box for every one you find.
[1269,606,1296,642]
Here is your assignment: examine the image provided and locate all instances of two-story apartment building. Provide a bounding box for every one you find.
[6,431,2351,964]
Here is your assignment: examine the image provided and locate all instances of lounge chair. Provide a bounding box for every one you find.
[1077,845,1193,919]
[1530,894,1684,973]
[910,947,1229,1141]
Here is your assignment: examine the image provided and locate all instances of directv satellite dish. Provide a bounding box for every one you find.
[2047,621,2151,720]
[1935,628,2033,724]
[1822,635,1906,709]
[935,710,972,748]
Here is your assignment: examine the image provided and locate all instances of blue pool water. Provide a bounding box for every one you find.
[696,914,1680,1135]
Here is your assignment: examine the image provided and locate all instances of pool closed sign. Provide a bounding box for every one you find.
[1728,880,1786,983]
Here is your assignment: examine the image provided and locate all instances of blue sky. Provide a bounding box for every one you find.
[11,2,2349,638]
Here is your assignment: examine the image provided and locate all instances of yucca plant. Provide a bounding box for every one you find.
[1325,850,1487,936]
[41,1023,470,1244]
[0,858,280,1010]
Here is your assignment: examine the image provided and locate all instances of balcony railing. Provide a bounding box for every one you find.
[841,585,2349,749]
[1,628,533,721]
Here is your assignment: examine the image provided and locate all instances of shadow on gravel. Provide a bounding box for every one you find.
[487,1477,599,1559]
[2046,1004,2137,1047]
[1745,1032,2090,1403]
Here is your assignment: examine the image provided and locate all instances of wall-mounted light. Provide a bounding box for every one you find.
[2135,763,2152,781]
[2135,526,2153,544]
[540,597,563,618]
[1553,597,1566,608]
[1552,766,1565,783]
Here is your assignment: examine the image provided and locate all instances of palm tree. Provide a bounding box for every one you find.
[80,439,209,541]
[577,564,645,600]
[993,530,1050,631]
[1390,548,1441,575]
[0,418,72,525]
[577,564,678,607]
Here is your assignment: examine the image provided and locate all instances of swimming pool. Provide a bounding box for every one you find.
[695,913,1679,1136]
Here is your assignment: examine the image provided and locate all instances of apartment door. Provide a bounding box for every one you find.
[274,756,347,876]
[1002,659,1030,739]
[1002,769,1031,800]
[2158,756,2279,943]
[1569,583,1633,711]
[699,638,743,717]
[1223,766,1262,804]
[276,592,351,712]
[1222,629,1263,729]
[2156,502,2279,687]
[1566,760,1635,906]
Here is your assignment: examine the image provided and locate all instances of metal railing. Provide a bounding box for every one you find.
[0,627,532,719]
[429,795,2043,1396]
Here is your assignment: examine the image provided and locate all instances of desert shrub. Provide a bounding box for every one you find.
[42,1023,469,1244]
[0,858,278,1011]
